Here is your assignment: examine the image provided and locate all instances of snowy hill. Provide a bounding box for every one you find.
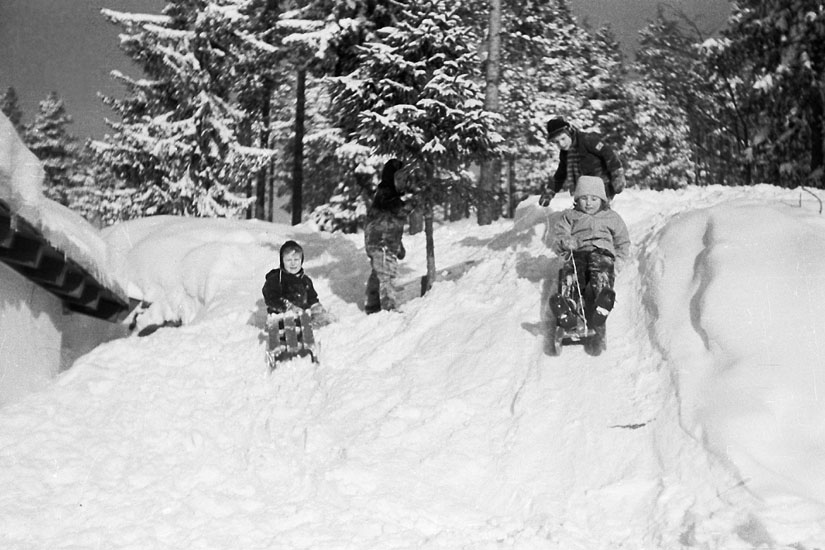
[2,186,825,549]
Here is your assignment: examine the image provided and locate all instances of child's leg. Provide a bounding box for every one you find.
[365,267,381,313]
[586,250,616,327]
[372,249,400,311]
[587,249,615,292]
[571,250,590,302]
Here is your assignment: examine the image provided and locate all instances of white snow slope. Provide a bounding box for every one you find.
[2,185,825,550]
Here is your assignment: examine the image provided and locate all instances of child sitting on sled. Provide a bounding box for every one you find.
[262,240,332,327]
[548,175,631,353]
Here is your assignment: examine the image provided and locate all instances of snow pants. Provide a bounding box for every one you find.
[563,248,615,322]
[365,246,400,312]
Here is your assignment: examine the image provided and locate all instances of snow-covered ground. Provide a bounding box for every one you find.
[2,185,825,549]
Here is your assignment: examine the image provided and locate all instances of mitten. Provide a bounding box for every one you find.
[558,236,577,251]
[538,190,555,207]
[309,303,335,327]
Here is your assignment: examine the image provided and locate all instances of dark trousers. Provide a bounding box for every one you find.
[562,248,615,322]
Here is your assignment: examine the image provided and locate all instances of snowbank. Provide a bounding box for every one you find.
[1,185,825,549]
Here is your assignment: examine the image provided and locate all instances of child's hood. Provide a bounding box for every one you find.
[279,240,304,269]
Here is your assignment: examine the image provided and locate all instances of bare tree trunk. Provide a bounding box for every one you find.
[476,0,502,226]
[810,84,824,187]
[237,118,254,219]
[291,67,306,225]
[506,156,516,218]
[423,201,436,294]
[255,85,271,220]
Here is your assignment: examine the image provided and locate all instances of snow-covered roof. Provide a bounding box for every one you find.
[0,113,131,321]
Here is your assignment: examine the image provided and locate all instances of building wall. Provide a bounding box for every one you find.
[0,262,63,406]
[0,263,128,407]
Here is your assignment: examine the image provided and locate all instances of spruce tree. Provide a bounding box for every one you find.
[1,87,25,136]
[279,0,404,230]
[24,92,81,206]
[96,2,269,218]
[329,0,501,287]
[715,0,825,187]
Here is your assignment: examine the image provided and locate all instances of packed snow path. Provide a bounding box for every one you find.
[1,186,824,549]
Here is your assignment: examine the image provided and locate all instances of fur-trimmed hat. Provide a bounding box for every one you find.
[574,176,608,203]
[546,117,570,140]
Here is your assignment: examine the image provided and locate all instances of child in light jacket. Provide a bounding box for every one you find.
[550,175,631,353]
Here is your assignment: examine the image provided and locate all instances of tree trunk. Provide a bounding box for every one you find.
[506,156,516,218]
[423,200,436,294]
[291,67,306,226]
[237,117,253,219]
[476,0,502,226]
[255,85,272,220]
[810,84,824,188]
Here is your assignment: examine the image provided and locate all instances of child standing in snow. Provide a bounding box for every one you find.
[548,175,631,354]
[262,240,330,325]
[364,158,411,313]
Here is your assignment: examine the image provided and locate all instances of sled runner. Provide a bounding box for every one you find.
[265,311,319,369]
[547,257,614,356]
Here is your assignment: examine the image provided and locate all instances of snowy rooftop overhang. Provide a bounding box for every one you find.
[0,198,132,321]
[0,113,133,322]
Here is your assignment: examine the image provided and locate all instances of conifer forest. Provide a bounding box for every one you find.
[2,0,824,230]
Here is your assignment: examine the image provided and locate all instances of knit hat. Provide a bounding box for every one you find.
[372,158,405,213]
[574,176,608,203]
[546,117,570,140]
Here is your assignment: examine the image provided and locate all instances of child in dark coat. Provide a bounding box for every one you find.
[539,117,626,206]
[364,158,411,313]
[262,240,330,325]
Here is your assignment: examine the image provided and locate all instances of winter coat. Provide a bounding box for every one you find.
[553,206,631,267]
[548,130,623,195]
[262,268,319,313]
[364,159,408,259]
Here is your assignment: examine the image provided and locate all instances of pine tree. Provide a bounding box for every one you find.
[495,0,574,212]
[96,2,270,218]
[1,87,25,136]
[636,7,748,186]
[279,0,405,230]
[329,0,502,288]
[24,92,81,205]
[622,79,693,189]
[715,0,825,187]
[219,0,293,220]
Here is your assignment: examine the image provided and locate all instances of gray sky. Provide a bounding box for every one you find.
[0,0,730,140]
[572,0,731,54]
[0,0,165,139]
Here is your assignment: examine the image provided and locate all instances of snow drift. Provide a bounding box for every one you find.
[1,186,825,549]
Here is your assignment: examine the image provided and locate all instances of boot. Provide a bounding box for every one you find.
[549,294,577,330]
[590,288,615,327]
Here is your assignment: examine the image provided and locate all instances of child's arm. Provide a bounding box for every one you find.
[552,210,577,255]
[612,216,632,271]
[304,276,319,309]
[262,270,288,313]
